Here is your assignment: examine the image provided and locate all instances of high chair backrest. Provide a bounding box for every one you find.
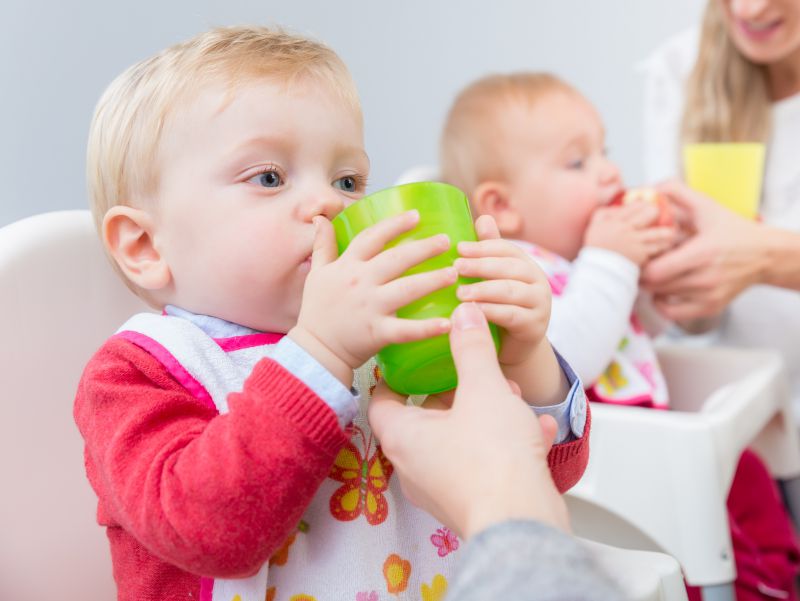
[0,210,151,600]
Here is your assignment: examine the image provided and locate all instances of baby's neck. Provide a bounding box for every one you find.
[164,305,265,338]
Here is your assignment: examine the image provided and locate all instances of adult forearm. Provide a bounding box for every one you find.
[761,226,800,291]
[447,520,624,601]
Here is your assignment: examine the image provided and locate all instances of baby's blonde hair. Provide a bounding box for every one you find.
[87,25,360,234]
[440,72,578,196]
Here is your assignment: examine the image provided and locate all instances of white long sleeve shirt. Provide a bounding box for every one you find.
[515,241,669,409]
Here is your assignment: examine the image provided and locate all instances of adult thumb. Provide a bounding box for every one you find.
[449,303,505,398]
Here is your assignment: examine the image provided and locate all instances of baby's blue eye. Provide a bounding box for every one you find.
[567,158,585,170]
[251,170,282,188]
[333,175,357,192]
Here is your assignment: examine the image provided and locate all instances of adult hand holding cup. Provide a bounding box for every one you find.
[368,302,566,540]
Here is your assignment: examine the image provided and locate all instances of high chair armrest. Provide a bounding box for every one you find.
[579,537,688,601]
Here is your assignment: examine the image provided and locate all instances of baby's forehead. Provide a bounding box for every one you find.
[507,91,604,142]
[176,72,357,118]
[157,73,366,169]
[163,73,363,141]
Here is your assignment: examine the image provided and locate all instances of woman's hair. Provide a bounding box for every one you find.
[681,0,771,144]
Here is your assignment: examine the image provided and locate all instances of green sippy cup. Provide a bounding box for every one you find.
[332,181,500,395]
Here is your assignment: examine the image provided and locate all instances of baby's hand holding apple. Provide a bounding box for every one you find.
[585,201,676,267]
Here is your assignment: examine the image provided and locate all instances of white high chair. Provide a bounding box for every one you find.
[395,166,800,600]
[0,210,687,601]
[0,211,150,601]
[568,345,800,600]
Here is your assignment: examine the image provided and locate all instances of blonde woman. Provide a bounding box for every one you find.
[642,0,800,417]
[641,3,800,599]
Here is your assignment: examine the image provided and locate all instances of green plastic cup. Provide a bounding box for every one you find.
[332,181,500,395]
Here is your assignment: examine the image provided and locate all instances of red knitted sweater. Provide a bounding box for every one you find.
[74,337,590,600]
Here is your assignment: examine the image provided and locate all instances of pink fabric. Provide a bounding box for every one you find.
[114,330,216,412]
[214,332,284,352]
[686,450,800,600]
[199,577,213,601]
[586,386,668,410]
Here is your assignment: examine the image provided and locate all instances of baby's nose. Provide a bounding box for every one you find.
[305,190,345,220]
[599,158,622,186]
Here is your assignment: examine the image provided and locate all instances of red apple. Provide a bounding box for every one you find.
[609,188,674,227]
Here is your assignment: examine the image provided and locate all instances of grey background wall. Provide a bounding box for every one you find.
[1,0,703,226]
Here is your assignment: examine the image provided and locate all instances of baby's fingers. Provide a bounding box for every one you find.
[457,238,528,259]
[640,226,678,257]
[456,279,539,308]
[454,256,537,284]
[377,316,452,345]
[311,217,338,269]
[371,234,451,283]
[474,302,537,333]
[346,210,420,261]
[475,214,502,240]
[618,202,660,228]
[380,267,458,312]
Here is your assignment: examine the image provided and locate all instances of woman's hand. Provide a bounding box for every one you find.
[641,180,770,322]
[368,302,569,541]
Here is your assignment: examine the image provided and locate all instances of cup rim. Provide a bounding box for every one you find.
[333,181,466,223]
[682,142,765,150]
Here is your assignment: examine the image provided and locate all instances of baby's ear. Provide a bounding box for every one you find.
[102,206,171,291]
[472,181,522,237]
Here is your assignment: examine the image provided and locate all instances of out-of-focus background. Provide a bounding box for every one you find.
[0,0,703,226]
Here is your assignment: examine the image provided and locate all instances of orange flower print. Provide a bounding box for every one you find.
[269,532,296,567]
[329,426,393,525]
[383,553,411,594]
[421,575,448,601]
[265,588,276,601]
[369,364,382,395]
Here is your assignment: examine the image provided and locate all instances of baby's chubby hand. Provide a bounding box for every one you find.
[584,202,677,267]
[454,215,551,369]
[453,216,566,407]
[289,210,457,387]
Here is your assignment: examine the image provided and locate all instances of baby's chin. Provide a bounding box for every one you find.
[557,242,582,262]
[243,310,298,335]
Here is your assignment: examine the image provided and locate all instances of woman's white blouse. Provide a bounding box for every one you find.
[641,29,800,421]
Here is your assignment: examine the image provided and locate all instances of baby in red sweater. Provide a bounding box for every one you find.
[75,26,591,601]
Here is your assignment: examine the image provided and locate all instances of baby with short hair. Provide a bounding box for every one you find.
[441,71,800,601]
[76,29,590,601]
[442,73,676,407]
